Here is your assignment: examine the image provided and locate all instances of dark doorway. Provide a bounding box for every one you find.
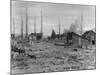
[92,40,95,45]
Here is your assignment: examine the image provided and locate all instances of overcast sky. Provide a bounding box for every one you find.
[11,1,95,36]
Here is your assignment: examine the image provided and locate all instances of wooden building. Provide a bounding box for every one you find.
[28,33,43,41]
[65,32,90,47]
[82,30,96,45]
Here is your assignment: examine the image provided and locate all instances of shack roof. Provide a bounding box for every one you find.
[68,32,89,41]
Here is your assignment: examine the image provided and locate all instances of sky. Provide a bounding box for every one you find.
[11,1,96,36]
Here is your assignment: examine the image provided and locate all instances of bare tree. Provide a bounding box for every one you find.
[25,7,28,38]
[41,9,43,34]
[20,15,23,38]
[34,16,36,34]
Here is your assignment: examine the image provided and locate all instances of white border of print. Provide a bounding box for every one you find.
[0,0,99,75]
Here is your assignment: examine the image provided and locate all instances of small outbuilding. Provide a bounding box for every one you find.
[82,30,96,45]
[65,32,90,47]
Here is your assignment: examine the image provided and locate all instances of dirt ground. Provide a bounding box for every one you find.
[11,40,96,74]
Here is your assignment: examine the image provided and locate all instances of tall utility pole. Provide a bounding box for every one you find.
[20,15,23,38]
[41,9,43,34]
[79,12,83,47]
[25,7,28,38]
[81,12,83,35]
[13,18,15,35]
[58,17,61,39]
[34,16,36,34]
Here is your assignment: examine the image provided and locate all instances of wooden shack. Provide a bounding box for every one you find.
[65,32,90,47]
[82,30,96,45]
[28,33,43,41]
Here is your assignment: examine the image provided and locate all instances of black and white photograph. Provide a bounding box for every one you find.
[11,0,96,74]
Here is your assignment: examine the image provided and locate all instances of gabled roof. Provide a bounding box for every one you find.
[82,30,96,38]
[83,30,96,35]
[55,33,64,37]
[29,33,43,36]
[68,32,89,41]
